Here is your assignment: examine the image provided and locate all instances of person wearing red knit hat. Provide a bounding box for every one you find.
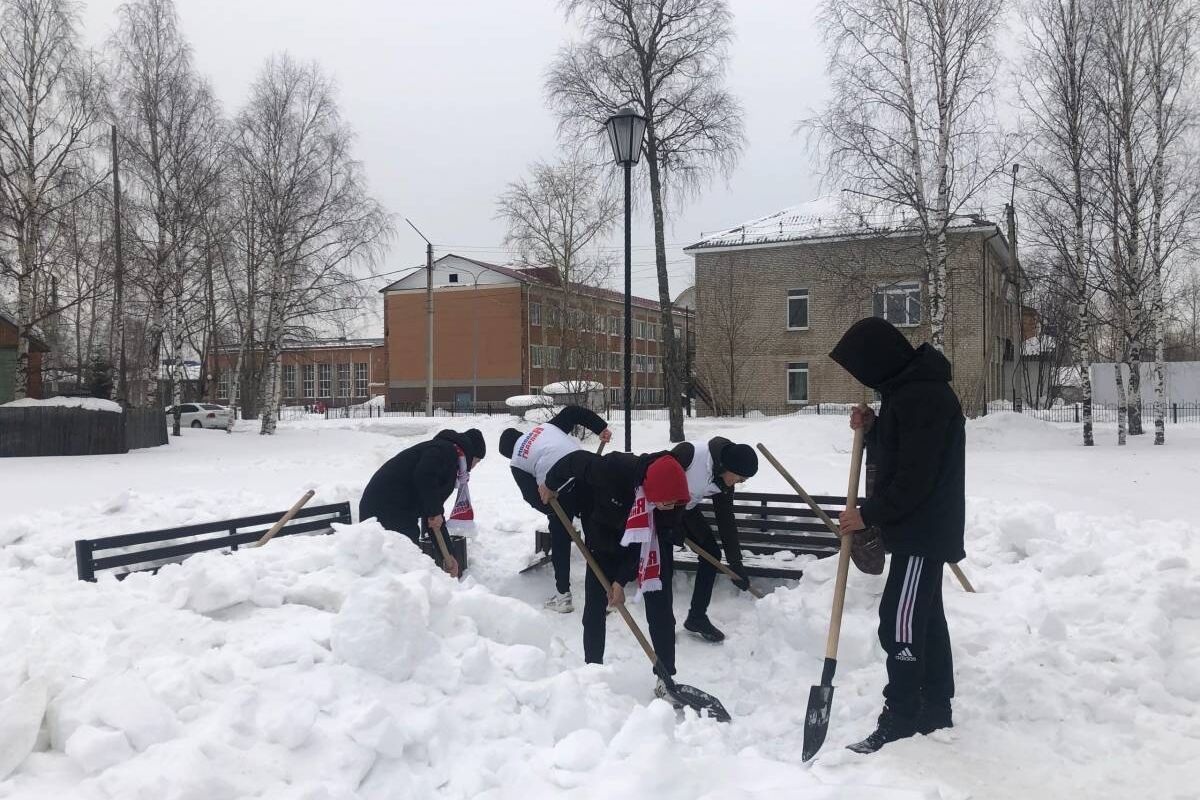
[545,449,690,700]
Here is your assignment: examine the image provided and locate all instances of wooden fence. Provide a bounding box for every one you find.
[0,406,167,457]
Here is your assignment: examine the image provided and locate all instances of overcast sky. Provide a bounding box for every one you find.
[78,0,830,334]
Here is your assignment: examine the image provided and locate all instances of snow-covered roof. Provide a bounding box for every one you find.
[505,394,553,409]
[684,197,997,252]
[543,381,604,395]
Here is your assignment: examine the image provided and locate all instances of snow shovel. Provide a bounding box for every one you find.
[759,425,864,760]
[252,490,316,547]
[548,497,731,723]
[683,538,766,599]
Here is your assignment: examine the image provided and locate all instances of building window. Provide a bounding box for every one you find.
[530,303,542,326]
[609,351,621,371]
[449,273,459,284]
[337,363,351,397]
[282,365,297,399]
[318,363,332,397]
[873,282,922,327]
[566,350,578,370]
[303,365,315,399]
[217,373,230,401]
[787,362,809,404]
[608,316,621,336]
[531,345,543,369]
[787,288,810,330]
[355,363,368,396]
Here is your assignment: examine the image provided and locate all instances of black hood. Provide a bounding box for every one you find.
[878,343,953,392]
[829,317,917,390]
[434,429,481,465]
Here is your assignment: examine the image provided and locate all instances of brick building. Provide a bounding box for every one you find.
[207,338,387,408]
[380,254,689,408]
[684,204,1023,416]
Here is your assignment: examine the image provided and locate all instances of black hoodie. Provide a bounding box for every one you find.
[359,429,476,533]
[830,319,966,563]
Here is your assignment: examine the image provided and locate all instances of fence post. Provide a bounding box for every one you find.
[817,403,821,415]
[1075,404,1079,424]
[1172,403,1177,424]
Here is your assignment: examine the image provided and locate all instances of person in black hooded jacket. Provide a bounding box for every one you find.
[359,428,487,574]
[829,316,965,755]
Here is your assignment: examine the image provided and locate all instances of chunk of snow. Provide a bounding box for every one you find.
[2,396,122,412]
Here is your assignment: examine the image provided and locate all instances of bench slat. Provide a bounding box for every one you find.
[85,503,349,551]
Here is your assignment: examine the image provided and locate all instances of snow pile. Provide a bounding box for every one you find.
[0,413,1198,798]
[542,381,603,395]
[2,397,122,413]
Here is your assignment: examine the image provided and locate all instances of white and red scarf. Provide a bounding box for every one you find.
[621,486,662,593]
[448,446,475,534]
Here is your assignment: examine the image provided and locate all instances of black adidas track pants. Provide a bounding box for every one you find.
[878,553,955,718]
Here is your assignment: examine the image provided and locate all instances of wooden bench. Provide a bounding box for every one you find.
[673,491,864,580]
[74,502,353,582]
[526,492,861,581]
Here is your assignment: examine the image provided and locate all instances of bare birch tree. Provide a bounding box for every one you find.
[497,156,618,393]
[109,0,224,422]
[807,0,1007,352]
[693,258,774,414]
[1021,0,1101,445]
[546,0,744,442]
[0,0,103,399]
[232,55,390,435]
[1142,0,1195,444]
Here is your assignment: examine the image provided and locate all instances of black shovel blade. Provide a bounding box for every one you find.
[665,681,732,723]
[802,683,835,761]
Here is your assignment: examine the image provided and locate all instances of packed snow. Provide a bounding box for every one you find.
[2,397,122,413]
[0,412,1197,798]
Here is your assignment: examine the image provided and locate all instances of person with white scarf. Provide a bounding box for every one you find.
[545,450,689,699]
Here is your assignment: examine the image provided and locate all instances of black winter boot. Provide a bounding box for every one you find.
[847,708,918,754]
[916,699,953,735]
[683,614,725,643]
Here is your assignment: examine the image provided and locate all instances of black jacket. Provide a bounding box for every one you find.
[546,450,680,584]
[831,323,966,563]
[669,437,744,571]
[359,429,474,525]
[511,405,608,513]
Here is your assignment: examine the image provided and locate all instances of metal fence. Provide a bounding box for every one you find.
[270,399,1200,425]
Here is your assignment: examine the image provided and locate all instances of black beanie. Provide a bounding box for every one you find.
[499,428,521,459]
[720,443,758,478]
[465,428,486,461]
[829,317,916,389]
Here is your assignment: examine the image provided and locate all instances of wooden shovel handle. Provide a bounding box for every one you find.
[549,497,663,675]
[252,490,315,547]
[827,424,864,660]
[596,440,606,455]
[755,445,842,538]
[949,562,975,592]
[429,522,458,578]
[684,538,766,599]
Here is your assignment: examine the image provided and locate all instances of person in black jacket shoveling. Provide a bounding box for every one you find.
[545,450,690,701]
[830,317,966,754]
[358,428,487,577]
[499,406,612,613]
[668,438,759,643]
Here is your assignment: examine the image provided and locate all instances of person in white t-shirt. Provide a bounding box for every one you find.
[499,406,611,612]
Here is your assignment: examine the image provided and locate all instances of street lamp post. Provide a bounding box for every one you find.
[604,107,647,452]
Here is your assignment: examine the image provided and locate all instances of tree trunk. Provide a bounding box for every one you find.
[644,131,684,442]
[1114,362,1127,445]
[259,343,281,435]
[1125,348,1143,434]
[14,270,33,400]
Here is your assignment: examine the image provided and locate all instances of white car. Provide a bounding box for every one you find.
[165,403,234,429]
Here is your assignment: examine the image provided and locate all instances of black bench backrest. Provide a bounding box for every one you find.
[74,501,353,581]
[698,490,867,550]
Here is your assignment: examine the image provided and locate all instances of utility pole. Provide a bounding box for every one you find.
[406,218,434,417]
[111,124,127,407]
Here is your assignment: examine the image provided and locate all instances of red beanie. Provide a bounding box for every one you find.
[642,456,689,505]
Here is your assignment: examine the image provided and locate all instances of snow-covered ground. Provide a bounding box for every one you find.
[0,413,1197,799]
